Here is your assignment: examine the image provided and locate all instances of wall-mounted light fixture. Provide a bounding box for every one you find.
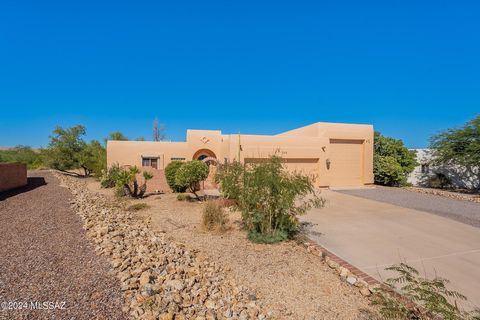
[326,158,331,169]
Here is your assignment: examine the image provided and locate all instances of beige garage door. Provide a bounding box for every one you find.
[329,139,364,186]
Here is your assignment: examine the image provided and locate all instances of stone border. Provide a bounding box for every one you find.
[403,186,480,203]
[302,240,381,297]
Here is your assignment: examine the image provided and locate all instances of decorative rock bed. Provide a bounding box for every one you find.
[55,172,269,320]
[404,187,480,203]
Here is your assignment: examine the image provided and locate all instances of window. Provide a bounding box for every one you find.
[421,164,430,174]
[170,157,186,161]
[142,157,158,169]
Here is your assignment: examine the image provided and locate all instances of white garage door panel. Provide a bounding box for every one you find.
[329,139,364,186]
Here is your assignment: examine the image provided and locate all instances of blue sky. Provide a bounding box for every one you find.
[0,0,478,148]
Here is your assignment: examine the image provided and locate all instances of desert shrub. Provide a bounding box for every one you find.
[220,156,325,243]
[428,172,452,189]
[165,161,187,192]
[202,200,228,231]
[176,193,189,201]
[0,145,46,169]
[372,263,479,320]
[175,160,209,198]
[374,156,407,186]
[100,163,122,188]
[216,161,243,200]
[114,166,153,198]
[374,132,417,187]
[127,203,149,211]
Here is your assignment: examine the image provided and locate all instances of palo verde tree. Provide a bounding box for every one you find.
[430,115,480,191]
[46,125,106,176]
[374,132,417,186]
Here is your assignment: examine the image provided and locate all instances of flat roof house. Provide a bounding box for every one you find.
[107,122,374,192]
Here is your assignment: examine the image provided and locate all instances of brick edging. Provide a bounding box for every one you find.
[302,239,381,297]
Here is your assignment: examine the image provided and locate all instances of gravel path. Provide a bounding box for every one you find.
[0,171,127,320]
[337,187,480,228]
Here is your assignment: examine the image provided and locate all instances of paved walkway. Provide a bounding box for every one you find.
[338,187,480,228]
[302,190,480,310]
[0,171,126,320]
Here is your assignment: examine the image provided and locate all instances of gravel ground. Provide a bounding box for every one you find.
[96,185,379,320]
[337,187,480,228]
[0,171,127,320]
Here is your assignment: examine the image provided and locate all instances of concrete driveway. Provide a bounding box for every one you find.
[302,190,480,310]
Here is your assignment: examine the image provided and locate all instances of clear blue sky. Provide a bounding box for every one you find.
[1,0,478,148]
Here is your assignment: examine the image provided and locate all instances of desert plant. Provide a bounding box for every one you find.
[374,132,417,186]
[0,145,46,169]
[138,171,153,198]
[115,166,153,198]
[165,161,187,192]
[202,200,228,231]
[372,262,479,320]
[175,160,209,199]
[220,156,324,243]
[374,156,407,187]
[216,161,243,200]
[100,163,122,188]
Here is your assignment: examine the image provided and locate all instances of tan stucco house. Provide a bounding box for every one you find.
[107,122,374,192]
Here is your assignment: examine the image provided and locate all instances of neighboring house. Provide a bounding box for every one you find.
[408,149,479,189]
[107,122,374,192]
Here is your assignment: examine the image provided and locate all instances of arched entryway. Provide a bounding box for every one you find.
[192,149,218,189]
[192,149,216,161]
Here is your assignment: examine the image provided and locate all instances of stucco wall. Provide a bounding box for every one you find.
[106,122,374,190]
[0,163,27,192]
[408,149,479,189]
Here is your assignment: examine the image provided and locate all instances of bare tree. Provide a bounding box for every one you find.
[153,117,166,141]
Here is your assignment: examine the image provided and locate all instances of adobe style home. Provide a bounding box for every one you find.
[107,122,374,192]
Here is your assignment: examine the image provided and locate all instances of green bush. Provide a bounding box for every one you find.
[220,156,325,243]
[175,160,209,198]
[202,200,228,231]
[374,155,407,186]
[165,161,187,192]
[372,263,480,320]
[0,146,46,169]
[374,132,417,186]
[216,161,243,200]
[100,163,122,188]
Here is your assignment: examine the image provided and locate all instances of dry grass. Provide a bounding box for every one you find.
[127,202,149,211]
[202,200,229,231]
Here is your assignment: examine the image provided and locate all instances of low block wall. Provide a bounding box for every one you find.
[0,163,28,192]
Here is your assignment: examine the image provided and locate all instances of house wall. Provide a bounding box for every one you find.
[408,149,479,189]
[107,122,374,191]
[0,163,27,192]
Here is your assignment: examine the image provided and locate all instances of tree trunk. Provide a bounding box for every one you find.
[138,183,147,198]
